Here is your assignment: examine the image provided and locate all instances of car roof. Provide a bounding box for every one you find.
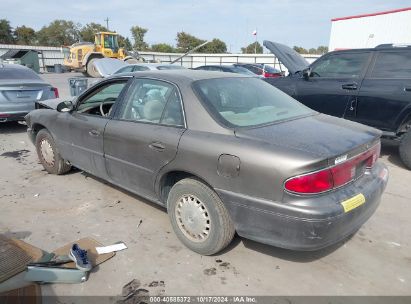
[197,64,237,67]
[235,63,263,67]
[0,63,31,70]
[128,63,180,67]
[328,45,411,55]
[110,69,248,82]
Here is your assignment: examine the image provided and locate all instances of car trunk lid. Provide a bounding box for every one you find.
[263,40,310,74]
[0,81,51,104]
[234,113,381,165]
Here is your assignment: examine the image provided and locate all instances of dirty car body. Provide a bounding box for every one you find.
[26,70,388,252]
[0,64,57,122]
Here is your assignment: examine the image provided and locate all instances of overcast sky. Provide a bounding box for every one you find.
[2,0,410,52]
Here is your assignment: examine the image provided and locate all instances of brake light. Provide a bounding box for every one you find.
[366,142,381,168]
[285,169,334,194]
[52,87,59,98]
[263,72,281,78]
[285,142,381,194]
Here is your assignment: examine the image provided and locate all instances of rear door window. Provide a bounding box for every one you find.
[370,51,411,78]
[115,66,133,74]
[311,52,370,78]
[119,79,184,126]
[133,66,150,71]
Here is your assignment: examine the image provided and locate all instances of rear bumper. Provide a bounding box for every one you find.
[217,162,388,251]
[0,112,29,122]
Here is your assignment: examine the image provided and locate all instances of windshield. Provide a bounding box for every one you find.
[229,66,256,75]
[104,34,119,50]
[193,77,313,127]
[0,67,42,80]
[264,65,280,73]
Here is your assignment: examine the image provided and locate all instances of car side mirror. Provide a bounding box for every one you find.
[56,100,74,113]
[302,68,311,80]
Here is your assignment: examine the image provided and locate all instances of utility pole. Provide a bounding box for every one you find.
[254,28,258,54]
[105,17,110,30]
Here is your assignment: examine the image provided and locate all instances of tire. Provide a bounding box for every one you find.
[35,129,71,175]
[399,129,411,170]
[167,178,235,255]
[86,58,101,78]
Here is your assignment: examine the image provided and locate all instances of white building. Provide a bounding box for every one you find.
[329,7,411,51]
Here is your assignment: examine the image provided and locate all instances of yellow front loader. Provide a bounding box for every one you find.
[63,32,140,77]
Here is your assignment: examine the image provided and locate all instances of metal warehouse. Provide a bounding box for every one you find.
[329,7,411,51]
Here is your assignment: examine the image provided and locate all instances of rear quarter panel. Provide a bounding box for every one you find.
[158,129,327,202]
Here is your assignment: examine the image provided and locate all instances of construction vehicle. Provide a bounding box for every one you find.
[63,32,141,77]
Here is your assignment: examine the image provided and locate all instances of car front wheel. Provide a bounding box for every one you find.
[399,128,411,170]
[35,129,71,175]
[167,178,235,255]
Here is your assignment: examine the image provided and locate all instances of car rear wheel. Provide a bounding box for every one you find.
[35,129,71,175]
[167,178,235,255]
[399,129,411,170]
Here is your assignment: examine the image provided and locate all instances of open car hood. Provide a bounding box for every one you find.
[263,40,309,74]
[93,58,127,78]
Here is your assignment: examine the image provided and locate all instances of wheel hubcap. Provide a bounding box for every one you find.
[40,139,54,166]
[175,194,210,242]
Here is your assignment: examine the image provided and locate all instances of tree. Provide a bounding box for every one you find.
[37,20,80,46]
[0,19,14,44]
[176,32,205,52]
[118,35,132,50]
[316,46,328,54]
[293,46,308,54]
[130,25,148,51]
[151,43,175,53]
[241,41,263,54]
[308,48,317,54]
[80,23,107,42]
[14,26,36,45]
[201,38,227,53]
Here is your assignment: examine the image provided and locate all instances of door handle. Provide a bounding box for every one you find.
[342,83,358,90]
[149,142,165,151]
[404,87,411,92]
[88,130,100,136]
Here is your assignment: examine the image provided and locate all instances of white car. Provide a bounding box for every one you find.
[114,63,186,74]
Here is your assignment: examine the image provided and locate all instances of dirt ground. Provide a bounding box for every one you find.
[0,73,410,297]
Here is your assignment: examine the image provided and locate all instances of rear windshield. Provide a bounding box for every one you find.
[228,66,256,75]
[0,67,42,80]
[193,77,313,127]
[264,65,280,73]
[157,65,185,70]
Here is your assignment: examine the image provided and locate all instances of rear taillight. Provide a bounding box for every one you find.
[263,72,281,78]
[285,169,334,194]
[51,87,59,98]
[285,142,381,194]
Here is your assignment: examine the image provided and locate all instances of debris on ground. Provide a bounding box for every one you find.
[96,242,127,254]
[118,279,150,304]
